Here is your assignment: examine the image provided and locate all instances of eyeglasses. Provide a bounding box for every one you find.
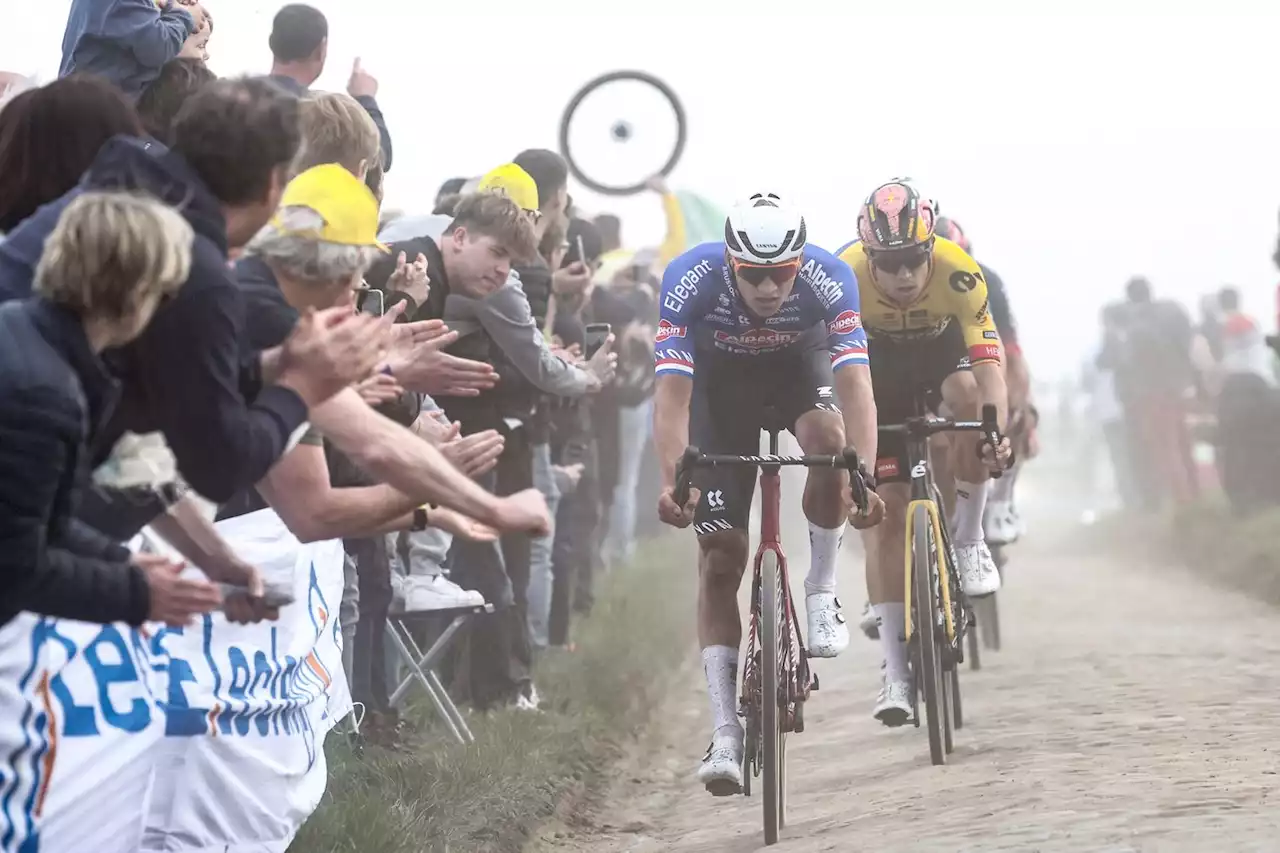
[732,259,801,286]
[868,244,932,274]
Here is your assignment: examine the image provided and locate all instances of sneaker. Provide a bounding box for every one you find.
[403,575,485,612]
[515,682,541,712]
[874,680,912,727]
[805,592,850,658]
[983,499,1018,545]
[859,601,879,640]
[697,728,744,796]
[955,542,1001,597]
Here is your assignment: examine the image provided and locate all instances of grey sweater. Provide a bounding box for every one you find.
[377,213,592,397]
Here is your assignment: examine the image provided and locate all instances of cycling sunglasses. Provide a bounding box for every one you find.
[869,244,932,274]
[732,259,801,286]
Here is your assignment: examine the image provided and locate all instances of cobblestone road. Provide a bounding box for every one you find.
[538,474,1280,852]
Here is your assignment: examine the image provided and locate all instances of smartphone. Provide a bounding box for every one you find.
[356,286,385,317]
[584,322,611,359]
[575,234,586,268]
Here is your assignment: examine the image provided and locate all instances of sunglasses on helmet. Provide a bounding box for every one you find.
[868,243,932,275]
[732,258,801,286]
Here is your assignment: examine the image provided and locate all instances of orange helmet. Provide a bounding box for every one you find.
[856,180,938,251]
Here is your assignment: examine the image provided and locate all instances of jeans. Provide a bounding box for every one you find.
[605,398,652,566]
[340,553,359,689]
[549,438,601,646]
[526,441,560,648]
[348,537,394,713]
[449,430,536,708]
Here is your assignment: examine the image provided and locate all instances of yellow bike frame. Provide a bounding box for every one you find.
[902,499,957,644]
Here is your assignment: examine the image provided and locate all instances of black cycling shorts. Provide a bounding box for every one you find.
[688,346,839,535]
[868,322,971,484]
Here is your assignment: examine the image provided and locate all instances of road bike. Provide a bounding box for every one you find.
[879,397,1002,765]
[674,409,867,846]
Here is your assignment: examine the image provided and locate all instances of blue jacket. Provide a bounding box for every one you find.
[60,0,197,98]
[0,135,309,503]
[0,299,150,627]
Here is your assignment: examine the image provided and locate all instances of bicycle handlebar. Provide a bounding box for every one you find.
[876,404,1005,479]
[672,445,869,513]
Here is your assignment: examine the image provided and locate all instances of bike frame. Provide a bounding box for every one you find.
[882,399,1001,645]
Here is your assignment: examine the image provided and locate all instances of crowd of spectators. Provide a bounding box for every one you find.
[1,0,677,792]
[1082,275,1280,514]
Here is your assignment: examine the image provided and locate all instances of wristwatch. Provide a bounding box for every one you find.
[411,506,430,531]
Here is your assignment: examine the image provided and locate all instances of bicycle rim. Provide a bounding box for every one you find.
[912,504,946,766]
[761,550,782,845]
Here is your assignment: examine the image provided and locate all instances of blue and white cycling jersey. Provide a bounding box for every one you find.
[653,241,869,378]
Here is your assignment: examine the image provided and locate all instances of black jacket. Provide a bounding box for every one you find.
[0,136,310,504]
[0,299,150,627]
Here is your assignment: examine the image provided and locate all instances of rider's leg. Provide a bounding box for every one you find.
[941,369,988,542]
[697,529,750,738]
[941,369,1002,595]
[794,407,852,658]
[868,480,912,724]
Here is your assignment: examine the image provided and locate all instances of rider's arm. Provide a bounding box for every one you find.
[945,256,1008,429]
[653,375,693,489]
[817,254,878,467]
[981,264,1031,413]
[652,249,703,487]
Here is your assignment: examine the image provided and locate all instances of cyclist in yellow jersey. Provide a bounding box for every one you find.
[837,180,1011,725]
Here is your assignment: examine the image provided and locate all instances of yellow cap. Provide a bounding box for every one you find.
[477,163,539,213]
[273,163,387,250]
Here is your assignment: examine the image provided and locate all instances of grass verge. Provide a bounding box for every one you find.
[289,534,695,853]
[1086,500,1280,604]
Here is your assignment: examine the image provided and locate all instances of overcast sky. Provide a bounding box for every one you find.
[8,2,1280,379]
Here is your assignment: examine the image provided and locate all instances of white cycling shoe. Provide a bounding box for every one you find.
[983,499,1018,546]
[874,680,912,727]
[805,592,849,658]
[859,601,879,640]
[698,728,744,796]
[956,542,1002,597]
[1009,504,1028,539]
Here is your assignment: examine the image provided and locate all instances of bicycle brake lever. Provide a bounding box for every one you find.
[842,447,869,513]
[672,446,700,507]
[979,403,1004,480]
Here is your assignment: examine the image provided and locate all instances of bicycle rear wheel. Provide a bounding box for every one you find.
[911,504,946,766]
[760,550,785,845]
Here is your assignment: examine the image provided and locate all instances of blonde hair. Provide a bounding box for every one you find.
[34,191,192,319]
[294,91,379,178]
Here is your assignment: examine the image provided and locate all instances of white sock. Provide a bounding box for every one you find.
[874,603,910,683]
[701,645,742,738]
[989,470,1015,504]
[804,522,844,595]
[952,479,990,544]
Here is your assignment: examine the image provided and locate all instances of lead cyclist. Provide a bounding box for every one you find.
[652,193,884,795]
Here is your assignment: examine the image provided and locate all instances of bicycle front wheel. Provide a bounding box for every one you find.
[911,504,946,766]
[760,549,785,845]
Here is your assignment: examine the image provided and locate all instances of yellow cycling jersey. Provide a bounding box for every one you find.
[837,237,1002,365]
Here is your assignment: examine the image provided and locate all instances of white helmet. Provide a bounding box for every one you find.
[724,193,807,264]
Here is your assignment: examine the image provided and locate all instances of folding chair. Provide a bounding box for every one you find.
[385,603,493,744]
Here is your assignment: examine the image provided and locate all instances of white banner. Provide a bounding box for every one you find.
[0,510,349,853]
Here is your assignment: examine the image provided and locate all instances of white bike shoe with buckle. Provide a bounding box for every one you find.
[698,728,744,796]
[983,499,1018,546]
[859,600,879,640]
[874,680,912,727]
[956,542,1002,597]
[805,592,849,658]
